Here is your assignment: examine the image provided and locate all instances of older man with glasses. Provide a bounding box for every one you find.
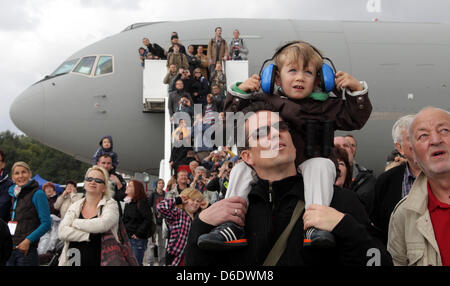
[185,101,391,266]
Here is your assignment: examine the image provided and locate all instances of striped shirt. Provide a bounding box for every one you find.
[401,163,416,198]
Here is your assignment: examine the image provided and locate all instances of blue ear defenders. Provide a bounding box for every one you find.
[259,41,337,95]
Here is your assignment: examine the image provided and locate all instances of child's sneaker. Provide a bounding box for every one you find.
[303,227,336,248]
[197,222,248,250]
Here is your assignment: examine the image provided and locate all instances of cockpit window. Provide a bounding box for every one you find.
[95,56,113,76]
[73,56,96,75]
[51,58,79,76]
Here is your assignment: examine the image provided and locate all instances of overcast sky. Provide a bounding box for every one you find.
[1,0,449,134]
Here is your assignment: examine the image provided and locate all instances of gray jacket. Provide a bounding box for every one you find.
[229,38,248,60]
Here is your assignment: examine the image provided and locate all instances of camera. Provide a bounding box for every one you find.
[198,175,203,180]
[228,162,234,169]
[232,40,242,59]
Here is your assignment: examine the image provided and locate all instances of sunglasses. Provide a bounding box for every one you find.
[248,121,290,141]
[85,177,105,184]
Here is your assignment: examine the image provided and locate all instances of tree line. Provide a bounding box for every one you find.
[0,130,91,184]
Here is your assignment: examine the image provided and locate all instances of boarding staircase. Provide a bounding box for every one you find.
[142,59,249,184]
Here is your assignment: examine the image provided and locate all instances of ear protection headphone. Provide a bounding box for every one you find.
[259,41,337,95]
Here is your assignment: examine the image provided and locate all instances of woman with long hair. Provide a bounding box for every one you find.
[123,179,155,266]
[334,146,353,189]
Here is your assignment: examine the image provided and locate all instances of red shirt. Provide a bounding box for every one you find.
[427,182,450,266]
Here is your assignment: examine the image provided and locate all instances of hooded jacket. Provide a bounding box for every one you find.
[92,135,119,168]
[224,83,372,168]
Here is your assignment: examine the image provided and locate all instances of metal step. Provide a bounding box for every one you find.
[143,98,165,113]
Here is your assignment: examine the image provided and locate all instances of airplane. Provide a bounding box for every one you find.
[9,17,450,182]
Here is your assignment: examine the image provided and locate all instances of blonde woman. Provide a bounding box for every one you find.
[156,188,207,266]
[58,166,119,266]
[7,161,51,266]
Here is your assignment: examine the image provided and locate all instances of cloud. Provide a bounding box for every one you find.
[0,1,40,31]
[80,0,142,10]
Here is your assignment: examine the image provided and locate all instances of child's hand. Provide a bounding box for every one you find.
[238,74,261,93]
[335,71,363,92]
[302,204,345,232]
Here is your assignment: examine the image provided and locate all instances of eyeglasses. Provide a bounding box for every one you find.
[248,121,290,141]
[85,177,105,184]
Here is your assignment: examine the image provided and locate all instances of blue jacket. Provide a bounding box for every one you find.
[0,169,13,222]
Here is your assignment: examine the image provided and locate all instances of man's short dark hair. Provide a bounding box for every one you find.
[215,27,222,32]
[240,100,277,115]
[0,149,5,162]
[66,180,77,188]
[98,154,113,162]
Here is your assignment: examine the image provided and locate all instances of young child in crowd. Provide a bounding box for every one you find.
[197,41,372,250]
[138,47,147,67]
[92,135,119,169]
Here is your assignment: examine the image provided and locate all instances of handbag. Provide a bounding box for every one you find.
[263,200,305,266]
[100,218,139,266]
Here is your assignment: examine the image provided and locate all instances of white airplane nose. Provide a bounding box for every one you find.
[9,83,45,141]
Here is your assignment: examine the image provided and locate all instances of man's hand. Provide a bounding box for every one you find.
[199,196,247,227]
[238,74,260,93]
[302,204,345,232]
[180,194,189,204]
[109,174,123,189]
[335,71,363,92]
[200,199,209,210]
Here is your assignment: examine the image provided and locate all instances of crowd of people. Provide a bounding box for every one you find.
[0,30,449,268]
[140,28,249,127]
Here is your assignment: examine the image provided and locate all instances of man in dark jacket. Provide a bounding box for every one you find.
[370,114,421,245]
[185,103,392,266]
[96,154,127,216]
[168,79,193,119]
[0,218,12,266]
[0,150,13,222]
[334,136,377,216]
[143,37,166,60]
[170,132,191,177]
